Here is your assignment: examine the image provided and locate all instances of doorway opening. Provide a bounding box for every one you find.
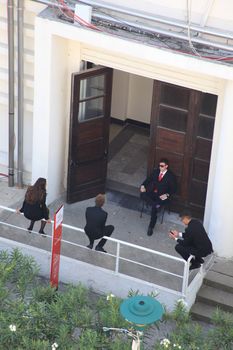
[67,64,217,219]
[107,122,150,197]
[106,69,153,212]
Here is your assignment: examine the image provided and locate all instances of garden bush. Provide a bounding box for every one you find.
[0,248,233,349]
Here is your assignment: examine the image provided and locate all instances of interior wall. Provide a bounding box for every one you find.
[111,70,153,124]
[111,70,129,121]
[127,74,153,124]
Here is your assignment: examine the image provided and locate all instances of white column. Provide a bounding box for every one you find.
[32,18,52,189]
[208,80,233,257]
[32,18,82,204]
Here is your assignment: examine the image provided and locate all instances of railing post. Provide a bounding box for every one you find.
[115,241,120,274]
[181,255,192,297]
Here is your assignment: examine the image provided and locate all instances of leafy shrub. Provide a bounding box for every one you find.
[1,248,233,350]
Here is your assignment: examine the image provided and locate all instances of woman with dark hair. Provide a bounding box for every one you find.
[17,177,50,235]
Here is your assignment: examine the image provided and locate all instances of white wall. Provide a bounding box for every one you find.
[27,9,233,258]
[207,81,233,257]
[127,74,153,124]
[1,0,233,183]
[32,22,82,202]
[111,71,153,124]
[111,70,129,121]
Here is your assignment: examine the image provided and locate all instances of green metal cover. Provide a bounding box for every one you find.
[120,295,164,328]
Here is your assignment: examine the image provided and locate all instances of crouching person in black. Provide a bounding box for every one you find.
[84,194,114,253]
[169,210,213,270]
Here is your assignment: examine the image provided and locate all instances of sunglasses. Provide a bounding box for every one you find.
[159,164,166,168]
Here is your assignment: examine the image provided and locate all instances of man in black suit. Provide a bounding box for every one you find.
[169,211,213,270]
[140,158,177,236]
[84,194,114,253]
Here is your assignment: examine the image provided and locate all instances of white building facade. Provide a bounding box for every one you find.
[1,0,233,258]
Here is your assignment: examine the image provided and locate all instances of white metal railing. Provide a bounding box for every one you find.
[0,205,191,297]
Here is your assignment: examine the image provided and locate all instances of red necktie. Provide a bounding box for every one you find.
[158,172,164,182]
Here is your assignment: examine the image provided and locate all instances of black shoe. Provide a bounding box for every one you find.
[189,262,201,270]
[87,244,93,249]
[147,227,153,236]
[95,246,107,253]
[39,230,46,237]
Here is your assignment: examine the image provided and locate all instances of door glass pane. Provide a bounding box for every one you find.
[197,116,214,139]
[159,106,187,132]
[80,75,104,100]
[78,97,104,122]
[161,85,189,109]
[200,93,217,117]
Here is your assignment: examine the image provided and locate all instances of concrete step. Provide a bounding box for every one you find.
[191,301,217,323]
[197,285,233,313]
[204,270,233,294]
[106,179,139,197]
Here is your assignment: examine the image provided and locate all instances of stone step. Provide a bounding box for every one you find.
[191,301,217,323]
[204,270,233,294]
[197,285,233,312]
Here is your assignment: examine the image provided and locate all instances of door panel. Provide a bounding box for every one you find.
[195,139,212,160]
[75,139,105,162]
[70,160,107,185]
[67,66,113,203]
[192,159,209,182]
[150,81,217,218]
[157,128,185,153]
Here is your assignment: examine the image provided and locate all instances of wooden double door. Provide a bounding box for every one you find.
[67,67,217,218]
[149,81,217,218]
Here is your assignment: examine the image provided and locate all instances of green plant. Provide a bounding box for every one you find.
[96,293,128,329]
[206,308,233,349]
[2,248,233,350]
[127,288,158,298]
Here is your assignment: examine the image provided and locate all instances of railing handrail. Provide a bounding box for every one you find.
[0,204,190,296]
[103,236,184,262]
[0,205,184,263]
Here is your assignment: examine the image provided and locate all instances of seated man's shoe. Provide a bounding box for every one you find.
[87,244,93,249]
[189,262,201,270]
[95,246,107,253]
[147,226,153,236]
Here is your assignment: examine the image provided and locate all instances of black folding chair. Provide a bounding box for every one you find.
[140,197,171,224]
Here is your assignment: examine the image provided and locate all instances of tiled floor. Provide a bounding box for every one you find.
[107,123,149,197]
[107,122,151,211]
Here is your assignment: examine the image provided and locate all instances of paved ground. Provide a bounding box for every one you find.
[1,177,216,347]
[0,176,213,294]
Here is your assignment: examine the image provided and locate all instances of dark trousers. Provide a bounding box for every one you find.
[87,225,114,248]
[141,192,168,228]
[175,243,207,263]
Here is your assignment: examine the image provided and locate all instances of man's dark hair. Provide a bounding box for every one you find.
[159,158,169,166]
[179,210,192,219]
[95,194,105,207]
